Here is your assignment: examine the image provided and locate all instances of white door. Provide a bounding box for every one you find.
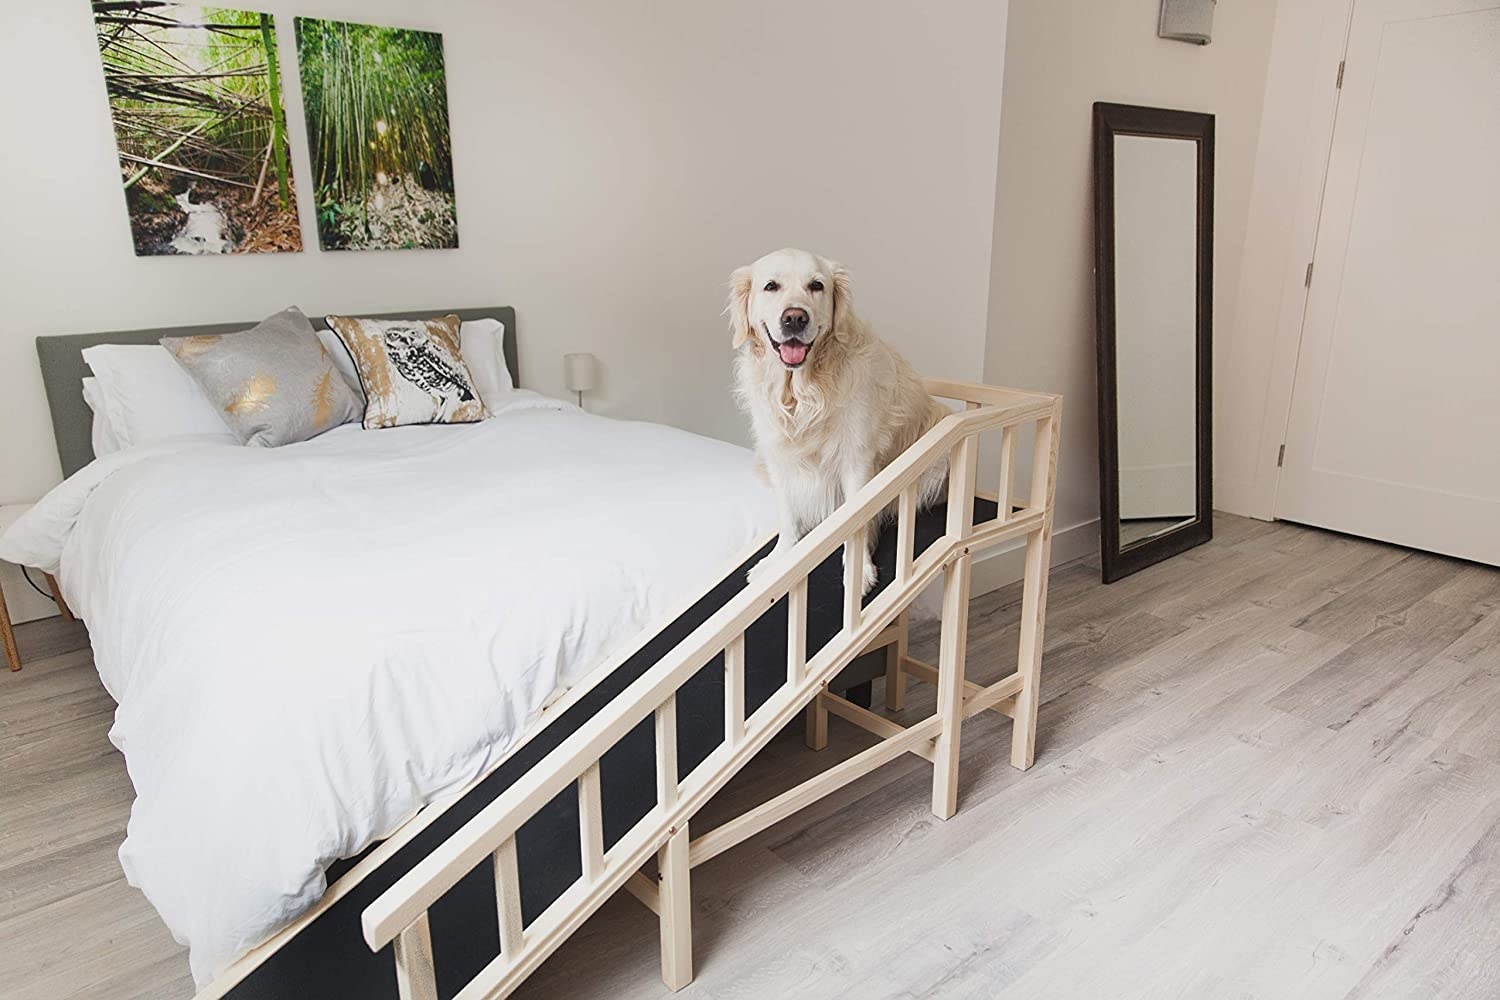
[1275,0,1500,565]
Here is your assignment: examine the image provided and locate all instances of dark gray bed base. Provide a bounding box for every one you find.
[35,306,519,479]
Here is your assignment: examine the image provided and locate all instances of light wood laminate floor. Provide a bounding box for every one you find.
[3,515,1498,999]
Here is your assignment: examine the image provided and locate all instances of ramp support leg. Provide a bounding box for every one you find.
[1009,526,1052,770]
[658,822,693,990]
[930,553,972,820]
[805,685,829,750]
[1011,411,1059,770]
[883,609,909,711]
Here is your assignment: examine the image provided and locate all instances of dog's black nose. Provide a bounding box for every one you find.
[780,308,809,335]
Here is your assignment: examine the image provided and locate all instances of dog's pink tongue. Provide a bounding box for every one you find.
[778,341,809,366]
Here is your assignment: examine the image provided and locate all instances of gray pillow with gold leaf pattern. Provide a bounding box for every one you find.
[325,314,488,429]
[162,306,361,447]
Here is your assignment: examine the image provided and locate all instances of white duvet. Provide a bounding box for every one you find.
[0,392,775,985]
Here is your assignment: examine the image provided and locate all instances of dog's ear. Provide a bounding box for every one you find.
[726,265,754,348]
[830,261,854,341]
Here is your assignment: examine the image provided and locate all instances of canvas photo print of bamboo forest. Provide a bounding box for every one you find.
[94,2,301,255]
[295,18,458,252]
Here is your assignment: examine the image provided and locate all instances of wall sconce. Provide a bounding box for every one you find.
[564,352,598,409]
[1159,0,1215,45]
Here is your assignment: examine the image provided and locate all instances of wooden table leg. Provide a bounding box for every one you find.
[0,580,20,672]
[44,573,74,622]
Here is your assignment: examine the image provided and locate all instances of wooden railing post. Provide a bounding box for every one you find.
[1011,407,1061,770]
[896,483,917,582]
[886,480,920,713]
[393,913,438,1000]
[787,578,807,687]
[578,763,604,882]
[724,634,745,746]
[843,528,866,633]
[656,695,678,808]
[493,837,523,957]
[997,425,1016,523]
[947,436,979,540]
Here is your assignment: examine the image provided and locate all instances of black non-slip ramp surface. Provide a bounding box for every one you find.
[226,498,998,999]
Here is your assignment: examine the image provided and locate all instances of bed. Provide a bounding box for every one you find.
[5,306,937,997]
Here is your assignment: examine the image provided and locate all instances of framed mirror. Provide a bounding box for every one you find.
[1092,102,1213,583]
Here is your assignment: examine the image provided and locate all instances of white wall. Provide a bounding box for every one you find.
[984,0,1279,554]
[1,0,1322,624]
[0,0,1009,509]
[1,0,1012,622]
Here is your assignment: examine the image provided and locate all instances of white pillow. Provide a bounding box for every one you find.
[82,344,237,450]
[316,326,362,394]
[81,376,125,459]
[459,318,516,404]
[315,317,514,411]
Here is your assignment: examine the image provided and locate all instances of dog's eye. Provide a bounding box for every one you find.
[763,280,780,292]
[808,280,824,293]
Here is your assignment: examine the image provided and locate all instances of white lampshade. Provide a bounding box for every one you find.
[564,352,598,394]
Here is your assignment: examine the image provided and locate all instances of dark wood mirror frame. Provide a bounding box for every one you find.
[1092,102,1214,583]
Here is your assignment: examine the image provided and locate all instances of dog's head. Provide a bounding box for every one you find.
[727,248,852,369]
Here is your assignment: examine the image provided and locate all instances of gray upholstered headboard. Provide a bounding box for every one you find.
[36,307,519,478]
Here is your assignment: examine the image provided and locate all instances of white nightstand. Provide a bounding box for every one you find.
[0,504,74,672]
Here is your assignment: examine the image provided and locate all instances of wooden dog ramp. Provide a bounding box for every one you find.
[361,378,1062,999]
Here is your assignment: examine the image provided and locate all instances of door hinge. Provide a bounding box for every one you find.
[1304,261,1315,287]
[1336,60,1345,89]
[1277,444,1286,468]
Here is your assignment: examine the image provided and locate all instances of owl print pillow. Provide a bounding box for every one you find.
[325,314,489,429]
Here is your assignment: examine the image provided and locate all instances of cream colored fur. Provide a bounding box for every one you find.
[728,248,948,593]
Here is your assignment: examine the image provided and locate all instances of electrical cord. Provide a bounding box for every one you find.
[20,566,54,601]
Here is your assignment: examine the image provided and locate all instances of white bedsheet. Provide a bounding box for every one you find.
[0,392,775,985]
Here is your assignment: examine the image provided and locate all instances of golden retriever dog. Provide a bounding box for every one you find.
[728,248,949,594]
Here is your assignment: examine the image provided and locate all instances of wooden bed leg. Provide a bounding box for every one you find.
[931,554,972,820]
[0,580,20,672]
[44,574,74,622]
[658,823,693,991]
[884,609,909,711]
[1011,411,1059,771]
[805,687,829,751]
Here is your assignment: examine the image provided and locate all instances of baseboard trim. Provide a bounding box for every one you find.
[970,517,1098,596]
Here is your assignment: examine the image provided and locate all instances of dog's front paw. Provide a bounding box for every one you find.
[748,540,796,587]
[844,551,880,596]
[746,553,777,586]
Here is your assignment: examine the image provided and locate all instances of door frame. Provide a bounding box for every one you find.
[1223,0,1357,520]
[1270,1,1357,519]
